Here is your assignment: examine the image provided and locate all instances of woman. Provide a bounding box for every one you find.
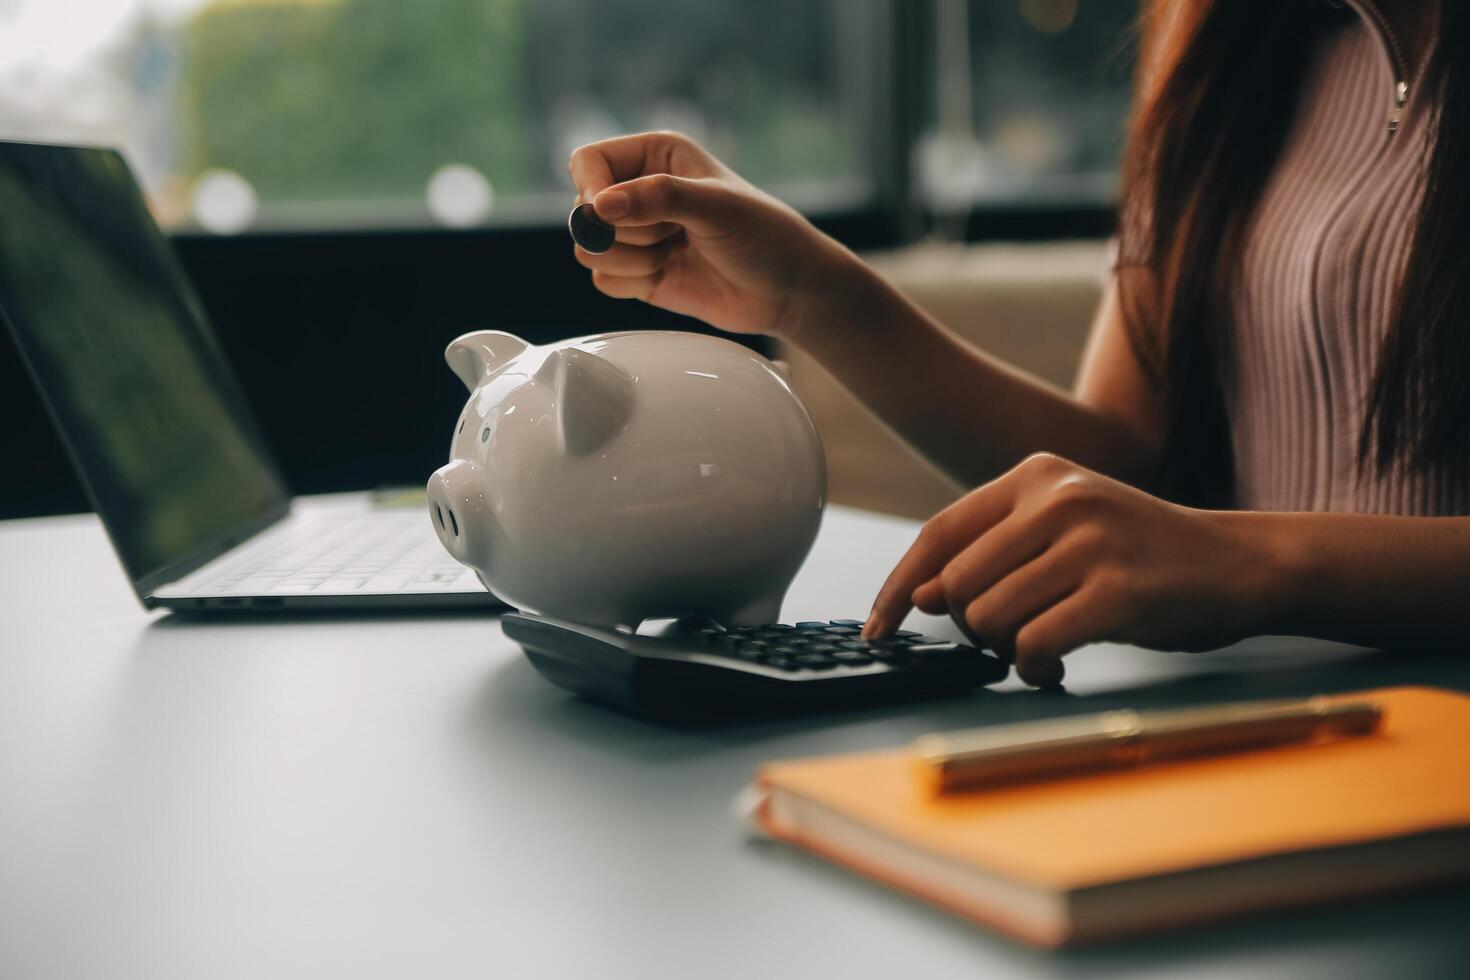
[566,0,1467,686]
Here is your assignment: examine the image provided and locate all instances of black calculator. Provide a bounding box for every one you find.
[501,612,1010,721]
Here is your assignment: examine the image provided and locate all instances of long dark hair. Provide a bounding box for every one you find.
[1117,0,1469,504]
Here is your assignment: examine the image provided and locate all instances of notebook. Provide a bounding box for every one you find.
[749,686,1470,947]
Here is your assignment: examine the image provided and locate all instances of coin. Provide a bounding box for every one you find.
[568,202,616,254]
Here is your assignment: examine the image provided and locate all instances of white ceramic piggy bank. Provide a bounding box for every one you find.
[426,330,826,629]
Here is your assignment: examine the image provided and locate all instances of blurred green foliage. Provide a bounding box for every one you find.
[168,0,1130,219]
[178,0,531,201]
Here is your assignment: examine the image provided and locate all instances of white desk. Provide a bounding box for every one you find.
[2,498,1467,979]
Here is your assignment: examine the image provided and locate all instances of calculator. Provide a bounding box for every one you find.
[501,612,1010,721]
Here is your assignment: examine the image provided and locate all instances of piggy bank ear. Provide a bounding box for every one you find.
[445,331,529,391]
[535,348,634,454]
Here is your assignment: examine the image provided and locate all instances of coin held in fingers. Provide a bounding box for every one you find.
[569,203,616,254]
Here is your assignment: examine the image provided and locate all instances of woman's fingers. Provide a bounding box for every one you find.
[913,538,1099,672]
[568,131,717,202]
[911,577,947,614]
[564,211,679,246]
[574,238,677,278]
[1012,584,1117,686]
[927,510,1056,613]
[927,512,1051,658]
[960,540,1083,649]
[871,453,1234,685]
[590,270,662,302]
[614,222,681,247]
[864,476,1018,639]
[592,174,743,237]
[868,455,1081,637]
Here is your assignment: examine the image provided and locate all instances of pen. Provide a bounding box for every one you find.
[913,696,1383,793]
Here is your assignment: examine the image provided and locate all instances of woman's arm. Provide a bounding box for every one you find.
[787,262,1163,489]
[862,452,1470,685]
[567,131,1165,490]
[1253,511,1470,651]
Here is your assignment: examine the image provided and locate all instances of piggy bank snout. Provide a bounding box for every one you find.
[426,460,492,564]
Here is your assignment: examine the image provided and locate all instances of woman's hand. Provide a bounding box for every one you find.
[567,131,860,339]
[863,453,1285,686]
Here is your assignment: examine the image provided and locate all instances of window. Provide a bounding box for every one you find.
[916,0,1137,219]
[0,0,1135,236]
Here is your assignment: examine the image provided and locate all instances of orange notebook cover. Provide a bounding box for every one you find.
[752,687,1470,948]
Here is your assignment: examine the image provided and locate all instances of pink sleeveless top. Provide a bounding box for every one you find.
[1124,0,1466,515]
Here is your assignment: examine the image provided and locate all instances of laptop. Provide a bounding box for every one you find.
[0,139,498,611]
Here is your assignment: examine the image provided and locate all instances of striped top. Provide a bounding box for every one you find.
[1127,0,1466,515]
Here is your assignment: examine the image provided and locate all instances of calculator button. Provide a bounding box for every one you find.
[795,654,837,670]
[804,642,840,654]
[795,621,829,630]
[838,640,872,651]
[895,630,922,638]
[831,651,874,665]
[823,626,861,636]
[769,644,804,658]
[829,619,865,628]
[765,656,800,671]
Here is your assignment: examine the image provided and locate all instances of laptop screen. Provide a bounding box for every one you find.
[0,142,288,594]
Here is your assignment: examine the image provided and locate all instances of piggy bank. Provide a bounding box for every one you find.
[426,330,826,629]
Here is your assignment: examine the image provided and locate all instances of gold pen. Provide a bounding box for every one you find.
[913,696,1383,793]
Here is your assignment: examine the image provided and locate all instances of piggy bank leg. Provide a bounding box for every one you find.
[722,593,784,628]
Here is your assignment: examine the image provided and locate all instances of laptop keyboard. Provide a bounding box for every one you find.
[188,512,477,595]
